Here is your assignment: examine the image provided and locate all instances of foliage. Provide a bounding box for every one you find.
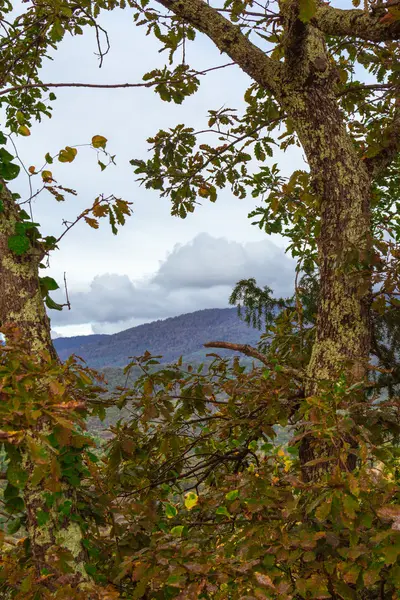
[0,0,400,597]
[0,326,113,598]
[48,350,399,600]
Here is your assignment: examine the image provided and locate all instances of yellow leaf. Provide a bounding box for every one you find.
[42,170,53,182]
[92,135,107,149]
[18,125,31,136]
[184,492,199,510]
[49,380,65,396]
[58,146,77,163]
[198,186,209,198]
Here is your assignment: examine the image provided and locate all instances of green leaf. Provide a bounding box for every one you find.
[315,500,331,521]
[165,503,177,519]
[31,465,46,487]
[225,490,239,502]
[58,146,77,163]
[0,148,20,180]
[7,235,30,256]
[171,525,185,537]
[40,276,59,293]
[299,0,317,22]
[7,517,21,534]
[45,296,63,311]
[5,496,24,514]
[342,494,358,519]
[216,506,231,518]
[7,464,28,489]
[336,581,357,600]
[16,111,25,125]
[37,509,50,526]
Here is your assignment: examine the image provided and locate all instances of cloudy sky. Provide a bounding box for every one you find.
[11,5,305,336]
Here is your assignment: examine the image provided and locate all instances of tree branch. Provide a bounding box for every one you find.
[0,79,177,97]
[154,0,283,96]
[203,341,303,379]
[314,5,400,42]
[0,64,234,97]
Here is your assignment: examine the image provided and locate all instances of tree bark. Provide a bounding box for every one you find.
[278,26,372,478]
[0,182,91,592]
[287,87,372,387]
[0,181,56,359]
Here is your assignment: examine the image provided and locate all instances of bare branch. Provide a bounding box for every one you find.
[0,79,176,97]
[0,64,234,97]
[203,341,303,379]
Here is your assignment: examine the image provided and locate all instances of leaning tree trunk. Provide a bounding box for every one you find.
[282,71,372,480]
[0,182,91,592]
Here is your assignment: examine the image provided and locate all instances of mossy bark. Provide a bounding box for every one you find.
[0,182,90,591]
[285,87,372,386]
[0,182,56,358]
[290,86,372,479]
[278,21,372,479]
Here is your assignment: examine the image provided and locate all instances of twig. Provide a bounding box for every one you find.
[63,272,71,311]
[338,83,395,97]
[203,341,303,379]
[0,64,235,98]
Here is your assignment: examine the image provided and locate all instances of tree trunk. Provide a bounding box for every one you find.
[0,182,91,592]
[282,77,372,479]
[0,182,56,358]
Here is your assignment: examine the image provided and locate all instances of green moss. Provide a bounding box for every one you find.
[56,522,85,559]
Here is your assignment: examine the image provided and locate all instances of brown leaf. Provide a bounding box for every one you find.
[254,572,275,589]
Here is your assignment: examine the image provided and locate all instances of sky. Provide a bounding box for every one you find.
[10,5,306,336]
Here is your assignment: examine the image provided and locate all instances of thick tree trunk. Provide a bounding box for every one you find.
[292,89,372,384]
[283,82,372,478]
[0,182,91,592]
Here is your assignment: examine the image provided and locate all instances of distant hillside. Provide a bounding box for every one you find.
[54,307,261,368]
[53,334,107,353]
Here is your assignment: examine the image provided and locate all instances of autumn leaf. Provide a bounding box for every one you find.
[184,491,198,510]
[92,135,107,149]
[18,125,31,136]
[84,217,99,229]
[254,572,275,589]
[58,146,77,163]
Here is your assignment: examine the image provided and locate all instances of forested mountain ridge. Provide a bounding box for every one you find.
[53,307,261,368]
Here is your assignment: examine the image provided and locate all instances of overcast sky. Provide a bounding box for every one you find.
[11,5,306,336]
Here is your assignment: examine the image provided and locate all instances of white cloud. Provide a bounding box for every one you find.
[50,233,295,334]
[154,233,294,292]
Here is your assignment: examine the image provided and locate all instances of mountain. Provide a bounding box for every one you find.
[52,334,107,353]
[53,307,261,368]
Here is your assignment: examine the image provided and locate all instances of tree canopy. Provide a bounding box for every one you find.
[0,0,400,598]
